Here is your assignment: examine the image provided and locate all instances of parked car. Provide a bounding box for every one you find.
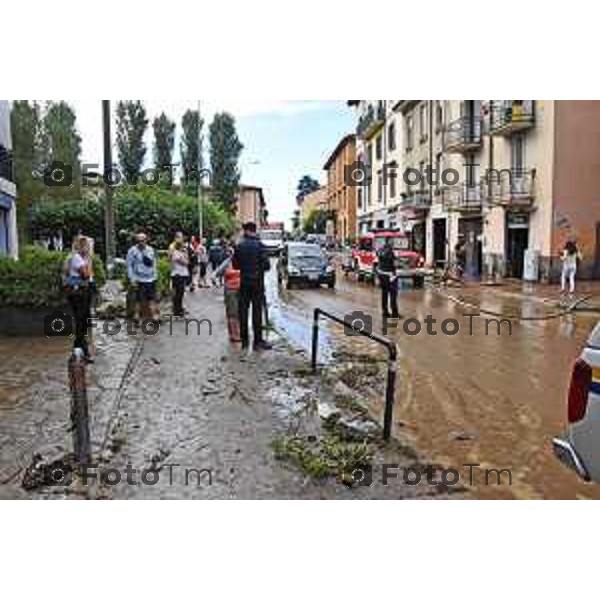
[277,242,336,289]
[553,322,600,482]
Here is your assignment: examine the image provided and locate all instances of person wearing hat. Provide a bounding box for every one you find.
[232,222,272,350]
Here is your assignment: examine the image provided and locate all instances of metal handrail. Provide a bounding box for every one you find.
[311,307,398,441]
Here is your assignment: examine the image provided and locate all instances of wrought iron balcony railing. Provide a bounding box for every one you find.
[484,168,535,208]
[443,116,482,153]
[490,101,535,135]
[357,102,386,139]
[442,183,483,212]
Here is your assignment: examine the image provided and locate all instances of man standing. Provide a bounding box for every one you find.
[377,238,400,319]
[232,222,272,350]
[127,232,159,322]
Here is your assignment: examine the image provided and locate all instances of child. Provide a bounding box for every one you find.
[213,257,241,342]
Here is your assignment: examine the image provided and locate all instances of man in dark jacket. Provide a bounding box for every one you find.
[232,222,272,350]
[377,238,400,319]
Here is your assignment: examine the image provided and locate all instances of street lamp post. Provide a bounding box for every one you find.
[197,100,203,241]
[102,100,116,265]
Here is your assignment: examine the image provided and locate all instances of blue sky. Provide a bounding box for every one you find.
[235,102,354,224]
[74,100,355,227]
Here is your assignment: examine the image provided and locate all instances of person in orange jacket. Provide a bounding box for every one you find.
[213,255,241,342]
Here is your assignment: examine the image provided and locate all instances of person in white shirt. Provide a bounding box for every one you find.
[168,232,189,317]
[561,240,582,295]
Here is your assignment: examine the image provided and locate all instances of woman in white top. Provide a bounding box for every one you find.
[169,234,189,317]
[561,240,582,295]
[64,236,94,362]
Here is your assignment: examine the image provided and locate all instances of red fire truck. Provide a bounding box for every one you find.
[350,230,429,287]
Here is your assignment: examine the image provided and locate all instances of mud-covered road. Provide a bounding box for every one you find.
[267,266,600,499]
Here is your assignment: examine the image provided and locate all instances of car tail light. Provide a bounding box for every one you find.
[568,358,592,423]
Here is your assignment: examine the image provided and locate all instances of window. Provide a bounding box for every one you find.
[419,103,428,143]
[388,121,396,151]
[358,187,363,210]
[389,167,397,199]
[375,135,382,161]
[435,101,443,133]
[512,133,525,172]
[419,161,425,190]
[378,173,383,203]
[367,143,373,167]
[406,115,414,151]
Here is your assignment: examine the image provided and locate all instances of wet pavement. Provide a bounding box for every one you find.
[1,264,600,499]
[266,268,600,499]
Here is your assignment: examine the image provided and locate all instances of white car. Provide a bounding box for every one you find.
[260,229,284,256]
[553,322,600,482]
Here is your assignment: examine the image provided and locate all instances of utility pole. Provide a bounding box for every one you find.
[102,100,116,265]
[197,100,203,241]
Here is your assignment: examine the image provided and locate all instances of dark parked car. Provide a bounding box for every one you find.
[277,243,336,289]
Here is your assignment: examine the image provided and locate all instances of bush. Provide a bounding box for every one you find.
[0,246,105,308]
[28,186,236,259]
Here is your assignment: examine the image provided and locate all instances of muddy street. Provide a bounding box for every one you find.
[266,265,600,499]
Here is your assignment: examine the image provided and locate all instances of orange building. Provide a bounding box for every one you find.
[323,134,357,242]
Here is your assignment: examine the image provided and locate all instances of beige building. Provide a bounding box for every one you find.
[323,134,357,242]
[351,100,600,281]
[300,186,327,225]
[234,185,266,227]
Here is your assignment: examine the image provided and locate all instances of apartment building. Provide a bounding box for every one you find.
[351,100,600,281]
[348,101,404,234]
[299,185,328,225]
[234,185,266,227]
[0,100,18,258]
[323,134,357,242]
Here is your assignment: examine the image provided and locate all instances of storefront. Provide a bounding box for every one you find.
[505,213,529,279]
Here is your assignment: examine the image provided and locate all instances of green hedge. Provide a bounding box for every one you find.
[28,186,236,258]
[0,246,106,308]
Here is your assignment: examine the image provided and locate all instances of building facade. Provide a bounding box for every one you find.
[323,134,357,242]
[299,186,327,225]
[350,100,600,281]
[234,185,266,227]
[0,100,18,258]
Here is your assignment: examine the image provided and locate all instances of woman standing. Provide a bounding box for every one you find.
[169,235,189,318]
[561,240,582,295]
[64,236,94,363]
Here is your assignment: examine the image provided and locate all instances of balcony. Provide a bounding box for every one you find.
[490,101,535,135]
[443,116,482,153]
[0,145,14,183]
[401,190,432,211]
[484,168,535,209]
[442,183,483,213]
[357,102,386,139]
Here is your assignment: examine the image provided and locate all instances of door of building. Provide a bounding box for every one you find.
[459,217,483,279]
[433,218,447,268]
[412,221,426,257]
[506,213,529,278]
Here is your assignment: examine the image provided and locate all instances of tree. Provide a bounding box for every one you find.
[10,101,45,239]
[116,101,148,181]
[209,112,243,211]
[180,109,204,194]
[296,175,320,203]
[152,112,176,187]
[304,208,329,234]
[41,101,82,201]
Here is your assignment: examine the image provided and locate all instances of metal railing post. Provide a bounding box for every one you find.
[309,307,398,441]
[311,308,320,372]
[68,348,91,466]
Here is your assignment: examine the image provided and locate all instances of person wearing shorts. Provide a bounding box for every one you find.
[127,232,159,322]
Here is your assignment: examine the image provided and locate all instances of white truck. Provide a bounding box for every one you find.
[260,224,285,256]
[553,321,600,482]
